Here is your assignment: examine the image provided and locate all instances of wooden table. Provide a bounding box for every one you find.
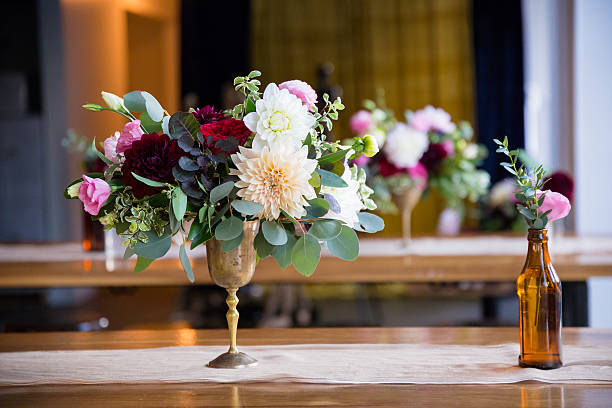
[1,237,612,287]
[0,327,610,407]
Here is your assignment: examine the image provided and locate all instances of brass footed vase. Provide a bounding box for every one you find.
[206,220,259,369]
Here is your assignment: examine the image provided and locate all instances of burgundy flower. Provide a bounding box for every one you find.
[378,155,407,177]
[122,133,183,198]
[200,118,252,154]
[547,171,574,203]
[192,105,225,125]
[420,142,452,172]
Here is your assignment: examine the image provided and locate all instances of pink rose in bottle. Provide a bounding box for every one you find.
[279,80,318,111]
[116,120,144,153]
[536,190,571,222]
[78,175,111,215]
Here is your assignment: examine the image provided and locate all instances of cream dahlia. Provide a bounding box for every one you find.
[243,83,315,152]
[230,145,317,220]
[383,123,429,168]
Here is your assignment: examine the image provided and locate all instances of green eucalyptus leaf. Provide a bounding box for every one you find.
[357,212,385,233]
[131,172,166,188]
[291,233,321,276]
[327,226,359,261]
[316,169,348,188]
[214,216,243,241]
[221,232,244,252]
[317,148,350,165]
[168,111,200,140]
[190,225,213,249]
[123,246,136,261]
[210,181,234,204]
[187,220,203,241]
[171,188,188,221]
[519,207,536,220]
[133,232,172,259]
[272,231,297,268]
[134,256,154,273]
[124,91,164,122]
[231,200,263,216]
[262,220,287,245]
[305,198,330,218]
[179,244,194,283]
[310,219,342,240]
[139,111,162,133]
[254,230,275,258]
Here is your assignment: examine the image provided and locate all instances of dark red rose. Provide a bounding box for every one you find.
[420,142,451,172]
[378,155,407,177]
[122,133,183,198]
[547,171,574,203]
[200,118,252,154]
[192,105,225,125]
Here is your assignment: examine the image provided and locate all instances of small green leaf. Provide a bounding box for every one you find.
[317,148,350,165]
[134,256,154,273]
[133,232,172,259]
[305,198,330,218]
[124,91,164,122]
[190,225,213,249]
[245,98,256,114]
[221,232,244,252]
[533,218,545,229]
[309,172,321,188]
[139,111,162,133]
[171,188,188,221]
[262,220,287,245]
[210,181,234,204]
[179,244,194,283]
[123,246,136,261]
[327,226,359,261]
[214,216,243,240]
[231,200,263,215]
[272,231,297,268]
[254,230,275,258]
[199,205,208,223]
[131,172,166,188]
[518,207,536,220]
[357,212,385,233]
[316,169,348,188]
[291,233,321,276]
[187,220,203,241]
[310,219,342,240]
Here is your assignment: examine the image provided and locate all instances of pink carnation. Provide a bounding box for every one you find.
[350,110,372,133]
[103,131,121,163]
[411,105,456,134]
[279,80,318,111]
[78,175,111,216]
[116,120,144,153]
[407,162,428,190]
[536,190,571,222]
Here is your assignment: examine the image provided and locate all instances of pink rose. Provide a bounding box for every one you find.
[350,110,372,133]
[536,190,571,222]
[78,175,111,216]
[116,120,144,153]
[411,105,456,134]
[279,80,318,111]
[353,154,371,167]
[103,131,121,163]
[408,162,428,190]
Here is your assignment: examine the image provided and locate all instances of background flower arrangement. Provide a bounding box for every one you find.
[65,71,384,281]
[349,97,490,227]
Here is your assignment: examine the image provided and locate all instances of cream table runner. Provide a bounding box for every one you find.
[1,343,611,386]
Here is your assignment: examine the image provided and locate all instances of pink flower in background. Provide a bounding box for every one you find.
[78,175,111,216]
[116,120,144,153]
[411,105,456,134]
[407,162,428,190]
[279,80,318,111]
[441,139,454,156]
[103,131,121,163]
[536,190,571,222]
[350,110,372,133]
[353,154,371,167]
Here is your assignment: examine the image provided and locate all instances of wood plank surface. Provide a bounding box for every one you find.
[0,327,611,407]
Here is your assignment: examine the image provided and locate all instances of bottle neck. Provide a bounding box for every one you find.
[525,229,551,268]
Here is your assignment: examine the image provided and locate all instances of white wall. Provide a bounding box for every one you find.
[574,0,612,235]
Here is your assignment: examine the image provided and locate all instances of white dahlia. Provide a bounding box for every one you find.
[383,123,429,168]
[321,164,364,227]
[230,145,317,220]
[243,83,315,152]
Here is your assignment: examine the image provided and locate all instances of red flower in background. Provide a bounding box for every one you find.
[201,118,252,154]
[420,141,453,172]
[122,133,183,198]
[193,105,225,125]
[547,171,574,203]
[378,155,406,177]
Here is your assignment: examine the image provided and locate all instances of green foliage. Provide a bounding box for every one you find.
[356,212,385,233]
[262,221,287,245]
[291,233,321,276]
[124,91,164,122]
[316,169,348,188]
[221,232,244,253]
[171,187,187,221]
[313,93,345,134]
[131,172,166,188]
[214,216,243,240]
[272,230,297,268]
[91,138,113,165]
[133,231,172,259]
[231,200,263,216]
[232,71,262,119]
[179,244,194,283]
[210,181,234,204]
[309,219,342,240]
[305,198,330,218]
[254,230,275,258]
[134,256,154,273]
[168,111,200,141]
[327,226,359,261]
[139,111,162,133]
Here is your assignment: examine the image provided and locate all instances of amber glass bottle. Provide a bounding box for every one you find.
[517,229,562,369]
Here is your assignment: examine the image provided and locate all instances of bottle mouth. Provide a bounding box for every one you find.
[528,228,548,241]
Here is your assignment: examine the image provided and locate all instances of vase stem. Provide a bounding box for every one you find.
[226,288,239,354]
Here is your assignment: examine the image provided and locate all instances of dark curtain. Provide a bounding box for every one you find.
[472,0,525,183]
[180,0,251,110]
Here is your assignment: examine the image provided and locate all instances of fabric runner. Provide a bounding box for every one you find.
[1,343,611,386]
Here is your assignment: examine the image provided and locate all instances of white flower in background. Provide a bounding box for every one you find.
[371,108,386,123]
[243,83,315,152]
[321,164,364,227]
[230,145,317,220]
[410,105,456,134]
[489,178,516,208]
[370,128,386,148]
[383,123,429,168]
[463,143,479,160]
[101,91,127,112]
[103,131,122,164]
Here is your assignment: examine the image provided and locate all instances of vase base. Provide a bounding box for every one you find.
[208,352,258,369]
[518,355,562,370]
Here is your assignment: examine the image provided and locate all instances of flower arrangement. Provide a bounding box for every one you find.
[494,137,571,228]
[349,99,490,215]
[65,71,384,281]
